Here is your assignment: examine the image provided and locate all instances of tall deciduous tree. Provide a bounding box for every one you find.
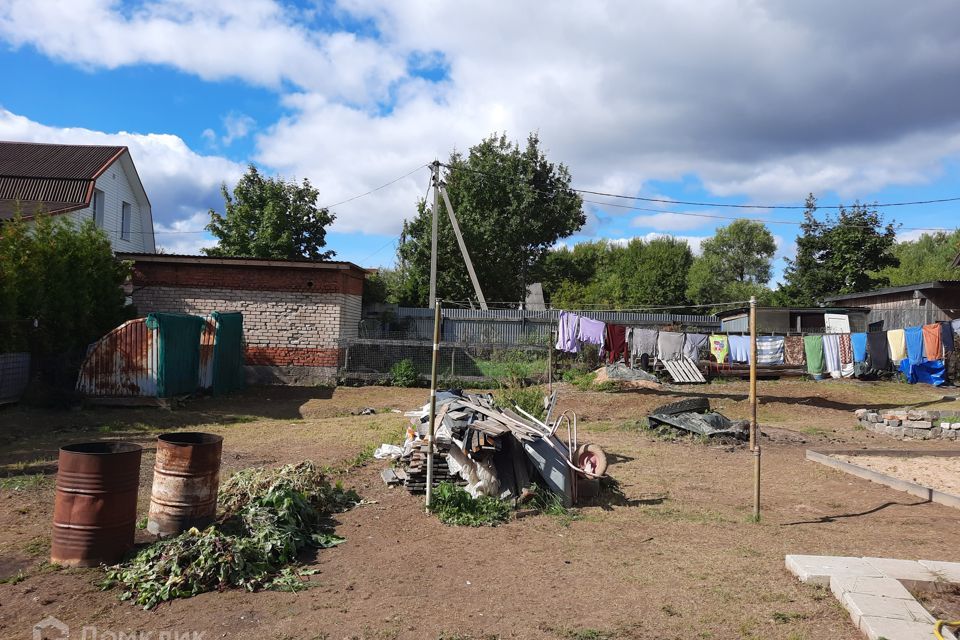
[877,230,960,285]
[779,194,899,305]
[396,133,584,305]
[205,165,335,260]
[686,219,777,305]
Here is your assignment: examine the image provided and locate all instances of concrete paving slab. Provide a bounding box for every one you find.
[786,554,882,586]
[863,557,941,587]
[830,575,915,602]
[842,591,935,627]
[858,616,939,640]
[918,560,960,583]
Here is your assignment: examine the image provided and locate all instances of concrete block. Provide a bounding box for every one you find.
[884,418,901,427]
[932,427,943,438]
[867,412,882,423]
[904,420,933,429]
[923,410,941,421]
[859,616,943,640]
[885,426,905,438]
[786,555,882,586]
[855,408,868,419]
[918,560,960,583]
[863,557,941,586]
[843,591,934,627]
[830,575,915,601]
[907,410,923,420]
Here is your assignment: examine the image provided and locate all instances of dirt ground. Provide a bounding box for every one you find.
[2,379,960,640]
[833,454,960,496]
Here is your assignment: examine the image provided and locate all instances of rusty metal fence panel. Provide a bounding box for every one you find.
[76,318,159,397]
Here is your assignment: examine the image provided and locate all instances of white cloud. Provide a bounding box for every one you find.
[4,0,960,248]
[222,113,255,146]
[0,0,406,104]
[153,210,216,255]
[631,211,715,232]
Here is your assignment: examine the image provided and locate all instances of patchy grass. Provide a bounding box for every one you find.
[0,474,53,491]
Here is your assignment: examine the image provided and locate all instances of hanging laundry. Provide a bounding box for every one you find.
[784,335,805,366]
[555,311,580,353]
[709,335,729,363]
[577,317,606,349]
[922,323,943,361]
[605,324,629,364]
[804,335,825,374]
[839,334,854,364]
[657,331,685,361]
[728,335,751,363]
[683,333,708,361]
[838,334,855,377]
[904,326,924,365]
[941,321,955,353]
[756,336,784,365]
[630,328,658,358]
[850,333,868,363]
[887,329,907,363]
[953,319,960,337]
[867,331,890,371]
[822,334,842,378]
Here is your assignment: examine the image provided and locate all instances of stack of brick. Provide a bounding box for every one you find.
[854,408,960,440]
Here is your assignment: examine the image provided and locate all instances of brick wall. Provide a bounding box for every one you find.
[125,256,365,384]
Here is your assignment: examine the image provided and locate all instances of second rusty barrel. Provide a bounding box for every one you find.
[147,432,223,537]
[52,441,142,567]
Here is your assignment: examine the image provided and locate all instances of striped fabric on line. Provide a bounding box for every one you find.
[756,336,784,365]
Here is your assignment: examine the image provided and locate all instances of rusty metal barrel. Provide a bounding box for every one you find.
[51,442,143,567]
[147,432,223,537]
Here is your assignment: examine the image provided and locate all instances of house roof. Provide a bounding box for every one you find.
[823,280,960,303]
[0,141,127,220]
[117,252,366,273]
[715,305,870,319]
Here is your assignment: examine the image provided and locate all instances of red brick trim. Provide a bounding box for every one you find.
[244,346,340,367]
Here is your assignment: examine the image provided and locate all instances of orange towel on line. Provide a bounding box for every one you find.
[922,323,943,361]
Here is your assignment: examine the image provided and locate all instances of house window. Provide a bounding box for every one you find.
[92,189,104,227]
[121,202,132,241]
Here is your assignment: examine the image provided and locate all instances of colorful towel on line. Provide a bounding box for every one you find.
[709,335,729,364]
[904,326,924,365]
[756,336,784,365]
[850,333,868,363]
[729,335,751,363]
[577,317,606,349]
[922,323,942,361]
[784,335,805,366]
[887,329,907,362]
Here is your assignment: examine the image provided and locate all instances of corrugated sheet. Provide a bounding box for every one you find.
[0,142,124,179]
[76,318,159,397]
[198,316,217,391]
[369,307,719,345]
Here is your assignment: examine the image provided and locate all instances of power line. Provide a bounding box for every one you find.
[440,161,960,217]
[582,198,956,232]
[319,164,429,210]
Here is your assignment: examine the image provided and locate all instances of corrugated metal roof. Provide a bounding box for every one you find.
[823,281,960,302]
[0,141,126,220]
[0,141,125,179]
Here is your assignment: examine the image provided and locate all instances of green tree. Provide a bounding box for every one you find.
[877,230,960,285]
[540,237,693,308]
[396,133,584,305]
[686,219,777,305]
[205,165,335,260]
[0,210,130,355]
[779,194,899,304]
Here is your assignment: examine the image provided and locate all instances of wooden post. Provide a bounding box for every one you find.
[749,296,760,521]
[425,299,442,510]
[428,161,440,309]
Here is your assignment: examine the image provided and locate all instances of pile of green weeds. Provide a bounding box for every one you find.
[102,461,358,609]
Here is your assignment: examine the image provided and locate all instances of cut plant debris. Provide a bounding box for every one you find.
[102,461,359,609]
[428,481,511,527]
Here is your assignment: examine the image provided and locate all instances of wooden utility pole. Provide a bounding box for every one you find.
[425,299,442,510]
[428,160,440,309]
[439,184,488,311]
[749,296,760,520]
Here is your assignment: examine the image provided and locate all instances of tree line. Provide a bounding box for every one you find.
[198,132,960,309]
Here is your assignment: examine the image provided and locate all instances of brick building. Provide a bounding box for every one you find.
[120,253,365,385]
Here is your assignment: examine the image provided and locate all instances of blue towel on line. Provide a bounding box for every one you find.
[850,333,868,363]
[904,326,925,365]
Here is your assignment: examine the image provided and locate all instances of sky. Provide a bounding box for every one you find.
[1,0,959,284]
